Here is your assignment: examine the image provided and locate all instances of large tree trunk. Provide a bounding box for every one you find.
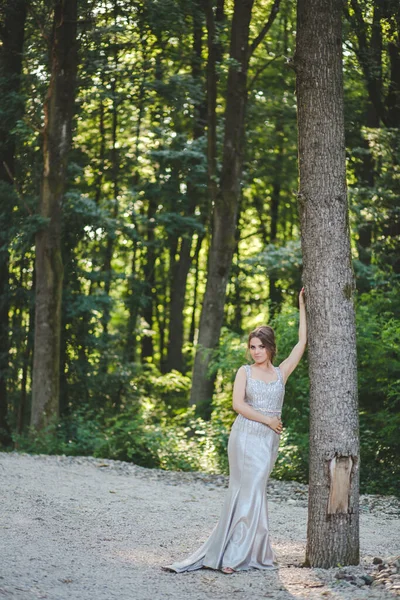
[190,0,254,418]
[31,0,78,431]
[295,0,360,567]
[0,0,27,445]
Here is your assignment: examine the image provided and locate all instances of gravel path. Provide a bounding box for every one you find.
[0,452,399,600]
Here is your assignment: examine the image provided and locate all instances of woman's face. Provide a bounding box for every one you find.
[249,337,269,364]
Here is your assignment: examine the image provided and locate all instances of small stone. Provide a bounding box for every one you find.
[386,556,400,564]
[373,557,383,565]
[335,572,356,582]
[376,572,388,580]
[361,575,374,585]
[335,571,347,580]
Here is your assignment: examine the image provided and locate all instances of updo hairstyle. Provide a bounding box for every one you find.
[247,325,277,363]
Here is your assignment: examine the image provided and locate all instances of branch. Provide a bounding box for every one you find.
[3,162,33,215]
[247,55,280,90]
[248,0,281,59]
[26,4,51,43]
[23,116,43,135]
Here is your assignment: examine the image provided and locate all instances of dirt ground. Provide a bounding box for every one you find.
[0,452,399,600]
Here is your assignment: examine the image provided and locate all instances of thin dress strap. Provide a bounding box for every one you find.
[275,365,284,385]
[243,364,251,378]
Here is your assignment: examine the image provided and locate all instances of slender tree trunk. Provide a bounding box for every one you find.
[156,255,168,369]
[190,0,254,418]
[124,31,148,363]
[165,4,206,373]
[189,233,204,345]
[0,0,27,445]
[18,271,35,434]
[295,0,359,567]
[190,0,280,417]
[31,0,78,430]
[100,18,120,373]
[269,118,284,315]
[165,234,194,372]
[125,243,140,363]
[141,196,156,360]
[229,227,243,334]
[141,34,166,362]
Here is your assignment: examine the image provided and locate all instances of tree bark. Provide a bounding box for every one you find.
[190,0,255,418]
[295,0,360,567]
[0,0,27,445]
[31,0,78,431]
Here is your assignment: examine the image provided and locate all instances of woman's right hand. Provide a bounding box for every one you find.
[265,416,283,434]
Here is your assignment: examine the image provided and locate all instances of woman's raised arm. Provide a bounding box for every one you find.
[278,288,307,384]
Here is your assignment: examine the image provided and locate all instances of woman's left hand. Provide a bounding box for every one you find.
[299,287,305,307]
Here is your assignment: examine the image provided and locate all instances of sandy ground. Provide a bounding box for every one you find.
[0,452,399,600]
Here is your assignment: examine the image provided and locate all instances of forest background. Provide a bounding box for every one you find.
[0,0,399,497]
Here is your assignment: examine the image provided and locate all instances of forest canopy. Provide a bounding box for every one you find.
[0,0,399,496]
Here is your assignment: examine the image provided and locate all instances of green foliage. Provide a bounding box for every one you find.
[355,285,400,496]
[9,284,400,497]
[12,369,230,474]
[2,0,399,499]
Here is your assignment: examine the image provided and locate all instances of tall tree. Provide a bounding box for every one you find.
[0,0,27,445]
[31,0,79,430]
[165,2,207,373]
[190,0,281,418]
[295,0,359,567]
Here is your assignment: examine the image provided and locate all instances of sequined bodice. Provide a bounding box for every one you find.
[243,364,285,416]
[231,364,285,438]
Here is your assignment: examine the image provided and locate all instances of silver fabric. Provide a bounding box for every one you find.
[164,364,285,573]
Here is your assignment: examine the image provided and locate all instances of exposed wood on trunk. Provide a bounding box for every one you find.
[295,0,360,567]
[327,455,354,514]
[31,0,78,431]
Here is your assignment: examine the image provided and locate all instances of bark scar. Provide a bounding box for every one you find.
[327,455,353,514]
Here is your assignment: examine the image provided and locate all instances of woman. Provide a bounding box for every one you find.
[163,288,307,574]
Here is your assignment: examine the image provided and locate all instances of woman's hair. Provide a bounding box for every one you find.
[247,325,277,363]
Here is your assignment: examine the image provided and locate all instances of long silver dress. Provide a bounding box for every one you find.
[164,363,285,573]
